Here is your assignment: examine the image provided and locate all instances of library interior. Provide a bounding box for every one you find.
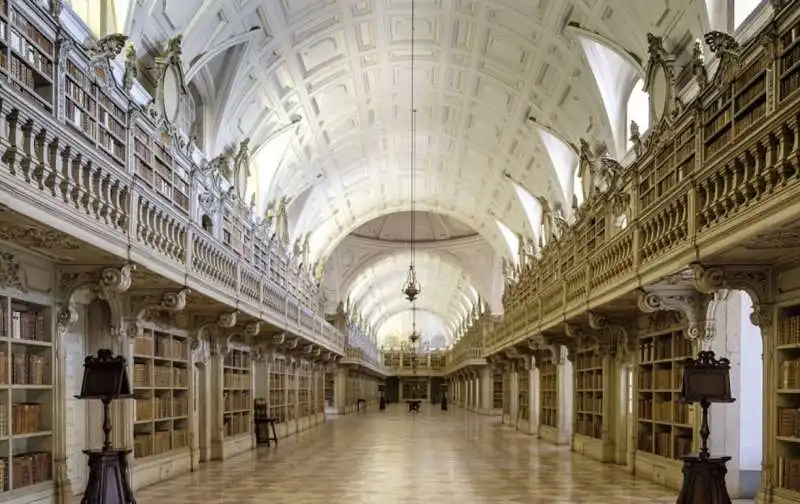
[0,0,797,502]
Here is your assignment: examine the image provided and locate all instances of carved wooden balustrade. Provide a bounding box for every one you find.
[444,316,489,373]
[489,4,800,355]
[0,4,344,354]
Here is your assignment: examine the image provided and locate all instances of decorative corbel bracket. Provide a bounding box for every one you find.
[57,264,136,336]
[130,288,191,323]
[637,284,714,342]
[691,263,773,329]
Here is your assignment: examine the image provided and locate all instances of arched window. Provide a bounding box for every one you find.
[66,0,131,38]
[626,78,649,151]
[734,0,763,29]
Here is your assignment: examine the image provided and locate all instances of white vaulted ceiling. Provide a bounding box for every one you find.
[123,0,709,345]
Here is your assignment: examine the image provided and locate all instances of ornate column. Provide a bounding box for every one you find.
[557,344,574,445]
[206,312,237,460]
[479,365,492,413]
[530,353,540,434]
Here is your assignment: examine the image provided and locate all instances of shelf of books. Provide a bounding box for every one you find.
[539,359,557,428]
[574,348,603,439]
[635,327,693,461]
[131,327,190,460]
[779,17,800,102]
[315,369,324,414]
[0,294,53,492]
[298,365,310,419]
[383,351,400,368]
[502,372,511,416]
[63,57,127,164]
[324,371,333,408]
[269,358,287,423]
[775,305,800,493]
[401,379,427,400]
[492,371,503,410]
[132,124,190,213]
[518,370,530,422]
[286,362,296,423]
[0,1,55,111]
[223,348,252,438]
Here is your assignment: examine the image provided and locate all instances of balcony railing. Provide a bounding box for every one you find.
[0,1,345,353]
[488,7,800,355]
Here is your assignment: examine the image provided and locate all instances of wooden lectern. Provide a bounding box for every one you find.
[676,350,735,504]
[77,349,136,504]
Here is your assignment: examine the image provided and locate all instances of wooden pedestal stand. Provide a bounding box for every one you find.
[78,350,136,504]
[676,351,734,504]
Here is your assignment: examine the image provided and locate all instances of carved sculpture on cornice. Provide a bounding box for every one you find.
[629,121,642,158]
[275,196,289,244]
[691,40,709,90]
[233,138,251,202]
[578,139,595,201]
[705,31,740,86]
[123,44,138,91]
[145,34,187,142]
[85,33,127,61]
[644,32,681,134]
[130,288,191,326]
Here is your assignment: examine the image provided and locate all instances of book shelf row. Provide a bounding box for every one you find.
[539,361,557,428]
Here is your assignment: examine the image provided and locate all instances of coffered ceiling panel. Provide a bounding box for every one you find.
[126,0,708,319]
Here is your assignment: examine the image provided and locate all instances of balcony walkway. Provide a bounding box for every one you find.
[129,407,695,504]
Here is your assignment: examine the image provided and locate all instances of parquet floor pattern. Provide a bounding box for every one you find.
[134,406,682,504]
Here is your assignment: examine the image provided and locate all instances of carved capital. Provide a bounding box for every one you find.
[243,321,261,337]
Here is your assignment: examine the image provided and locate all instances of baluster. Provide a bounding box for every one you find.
[45,137,58,196]
[32,128,46,190]
[20,119,34,182]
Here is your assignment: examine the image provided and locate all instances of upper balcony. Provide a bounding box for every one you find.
[0,1,345,354]
[486,4,800,355]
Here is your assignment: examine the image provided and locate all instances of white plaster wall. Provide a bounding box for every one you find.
[64,304,88,495]
[739,293,763,471]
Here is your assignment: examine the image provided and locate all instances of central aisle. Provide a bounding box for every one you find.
[134,406,677,503]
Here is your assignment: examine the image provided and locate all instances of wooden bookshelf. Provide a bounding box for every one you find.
[702,84,732,161]
[574,347,603,439]
[383,351,400,368]
[223,348,251,438]
[539,360,557,428]
[131,327,189,460]
[779,17,800,102]
[269,359,287,423]
[401,379,427,400]
[492,372,503,409]
[0,294,53,491]
[775,305,800,492]
[63,58,127,164]
[286,362,296,422]
[0,2,54,111]
[502,371,511,415]
[132,125,190,213]
[518,370,529,421]
[298,364,309,418]
[636,327,693,461]
[314,368,323,414]
[324,371,333,407]
[732,55,768,138]
[429,352,446,369]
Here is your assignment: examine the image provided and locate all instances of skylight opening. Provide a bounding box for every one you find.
[537,130,576,201]
[734,0,763,29]
[513,184,542,243]
[626,78,649,151]
[496,219,519,264]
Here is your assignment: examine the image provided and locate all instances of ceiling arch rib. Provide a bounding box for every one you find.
[346,252,477,343]
[378,310,454,348]
[298,184,519,264]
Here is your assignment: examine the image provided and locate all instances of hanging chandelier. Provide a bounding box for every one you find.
[403,0,421,357]
[401,0,420,304]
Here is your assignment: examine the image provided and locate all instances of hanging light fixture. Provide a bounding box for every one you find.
[403,0,422,363]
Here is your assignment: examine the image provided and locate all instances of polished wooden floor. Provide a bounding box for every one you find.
[134,406,682,503]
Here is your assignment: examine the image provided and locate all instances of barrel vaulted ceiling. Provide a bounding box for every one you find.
[123,0,710,344]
